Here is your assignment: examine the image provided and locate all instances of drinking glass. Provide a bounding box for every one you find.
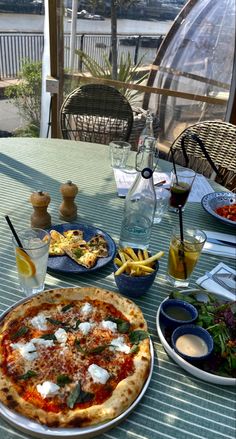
[109,141,131,169]
[153,187,170,224]
[12,228,50,296]
[169,169,196,212]
[166,227,206,287]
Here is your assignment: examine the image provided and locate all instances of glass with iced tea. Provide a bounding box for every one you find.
[169,169,196,212]
[167,227,206,287]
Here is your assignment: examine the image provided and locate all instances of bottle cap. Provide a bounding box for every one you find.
[141,167,153,179]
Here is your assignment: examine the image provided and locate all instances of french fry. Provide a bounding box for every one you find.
[118,250,126,264]
[123,252,132,262]
[137,249,144,261]
[114,257,123,267]
[128,263,155,273]
[143,249,149,260]
[128,251,164,267]
[114,261,129,276]
[124,247,139,261]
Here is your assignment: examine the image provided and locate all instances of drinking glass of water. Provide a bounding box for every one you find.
[109,141,131,169]
[153,187,170,224]
[12,228,50,297]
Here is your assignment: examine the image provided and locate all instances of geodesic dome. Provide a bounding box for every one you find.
[144,0,236,145]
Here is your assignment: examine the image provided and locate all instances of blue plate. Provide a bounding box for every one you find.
[201,192,236,227]
[47,223,116,274]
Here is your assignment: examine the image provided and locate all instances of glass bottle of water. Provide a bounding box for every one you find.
[138,110,154,150]
[119,136,158,250]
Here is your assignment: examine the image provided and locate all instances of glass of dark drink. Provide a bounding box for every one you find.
[169,169,196,212]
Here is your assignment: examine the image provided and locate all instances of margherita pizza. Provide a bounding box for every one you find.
[0,287,151,428]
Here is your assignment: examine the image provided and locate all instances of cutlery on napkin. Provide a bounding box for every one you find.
[202,230,236,258]
[196,262,236,301]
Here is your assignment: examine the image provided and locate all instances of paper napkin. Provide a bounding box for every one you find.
[202,231,236,259]
[196,262,236,301]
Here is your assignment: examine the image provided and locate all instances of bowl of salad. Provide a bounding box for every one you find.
[157,289,236,385]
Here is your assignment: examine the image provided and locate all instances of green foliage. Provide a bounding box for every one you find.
[76,50,148,105]
[5,60,42,137]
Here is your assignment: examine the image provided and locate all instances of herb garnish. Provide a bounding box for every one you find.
[88,345,109,354]
[73,319,81,330]
[106,317,131,333]
[17,370,37,380]
[129,330,149,344]
[11,326,29,340]
[74,339,86,354]
[67,382,94,408]
[57,374,72,387]
[46,317,66,326]
[61,304,74,313]
[74,339,108,355]
[40,333,57,341]
[73,248,84,258]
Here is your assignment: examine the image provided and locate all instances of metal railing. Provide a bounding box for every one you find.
[0,32,165,80]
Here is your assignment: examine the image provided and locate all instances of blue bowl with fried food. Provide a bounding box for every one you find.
[113,248,159,298]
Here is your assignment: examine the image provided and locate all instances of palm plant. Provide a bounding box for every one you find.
[75,50,148,105]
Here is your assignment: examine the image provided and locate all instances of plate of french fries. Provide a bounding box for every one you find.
[114,247,164,277]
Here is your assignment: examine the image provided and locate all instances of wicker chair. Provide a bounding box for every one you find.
[168,120,236,192]
[60,84,133,145]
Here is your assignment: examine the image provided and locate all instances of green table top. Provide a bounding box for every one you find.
[0,138,235,439]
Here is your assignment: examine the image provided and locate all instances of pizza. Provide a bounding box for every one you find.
[48,230,109,269]
[0,287,151,428]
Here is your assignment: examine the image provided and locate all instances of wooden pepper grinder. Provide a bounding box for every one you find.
[59,180,79,221]
[30,190,52,229]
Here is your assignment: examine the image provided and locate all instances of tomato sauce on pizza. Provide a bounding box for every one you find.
[0,287,151,428]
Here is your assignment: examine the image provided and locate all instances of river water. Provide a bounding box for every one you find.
[0,12,172,35]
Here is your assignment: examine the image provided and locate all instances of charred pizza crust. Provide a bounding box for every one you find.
[0,287,151,428]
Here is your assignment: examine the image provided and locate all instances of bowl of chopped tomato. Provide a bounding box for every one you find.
[201,192,236,226]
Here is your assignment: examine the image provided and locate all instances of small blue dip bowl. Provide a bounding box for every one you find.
[171,324,214,362]
[160,299,198,329]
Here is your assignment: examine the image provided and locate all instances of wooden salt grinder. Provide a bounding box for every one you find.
[30,191,52,229]
[59,180,79,221]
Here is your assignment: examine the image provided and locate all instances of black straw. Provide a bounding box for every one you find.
[171,149,179,185]
[5,215,24,249]
[178,206,187,279]
[179,206,184,243]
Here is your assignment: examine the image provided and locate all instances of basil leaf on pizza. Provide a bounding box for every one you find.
[0,287,151,428]
[17,370,37,380]
[129,330,149,344]
[106,317,131,333]
[57,374,72,387]
[10,326,29,340]
[61,303,74,313]
[67,383,82,409]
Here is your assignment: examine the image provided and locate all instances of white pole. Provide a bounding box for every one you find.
[69,0,78,73]
[40,0,51,138]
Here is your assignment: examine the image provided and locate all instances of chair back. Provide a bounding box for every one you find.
[60,84,133,145]
[168,120,236,192]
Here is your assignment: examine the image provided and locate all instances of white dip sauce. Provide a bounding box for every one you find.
[176,334,208,357]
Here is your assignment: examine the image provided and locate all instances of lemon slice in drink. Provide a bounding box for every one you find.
[15,248,36,277]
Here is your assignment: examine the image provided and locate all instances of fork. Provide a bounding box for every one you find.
[206,272,236,294]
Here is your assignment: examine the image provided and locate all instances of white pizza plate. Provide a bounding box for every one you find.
[0,292,154,438]
[156,289,236,386]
